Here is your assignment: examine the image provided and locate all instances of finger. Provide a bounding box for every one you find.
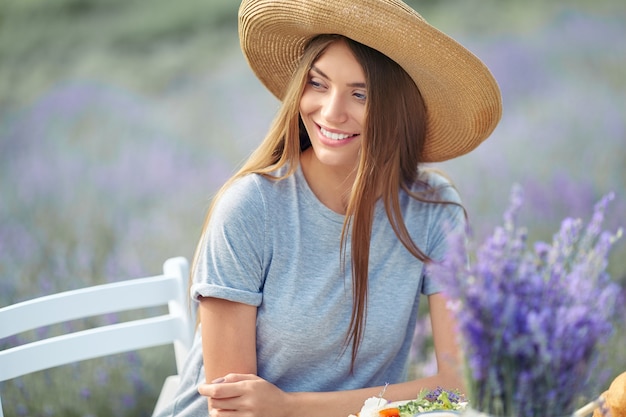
[204,394,239,412]
[198,383,238,399]
[198,373,260,399]
[198,377,249,399]
[221,373,259,383]
[209,396,240,413]
[209,408,238,417]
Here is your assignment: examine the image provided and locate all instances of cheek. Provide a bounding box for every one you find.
[299,92,316,115]
[355,106,366,125]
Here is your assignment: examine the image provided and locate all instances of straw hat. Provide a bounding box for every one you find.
[238,0,502,162]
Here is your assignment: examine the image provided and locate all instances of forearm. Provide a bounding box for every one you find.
[286,372,464,417]
[287,385,381,417]
[197,293,465,417]
[200,368,464,417]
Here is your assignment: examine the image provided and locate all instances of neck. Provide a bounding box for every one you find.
[300,149,357,215]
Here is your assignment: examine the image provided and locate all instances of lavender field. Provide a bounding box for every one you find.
[1,0,625,415]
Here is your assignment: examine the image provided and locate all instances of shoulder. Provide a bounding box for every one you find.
[401,168,466,240]
[412,167,463,205]
[214,174,265,215]
[213,166,293,221]
[404,169,466,260]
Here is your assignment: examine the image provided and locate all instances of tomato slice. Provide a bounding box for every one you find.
[378,407,400,417]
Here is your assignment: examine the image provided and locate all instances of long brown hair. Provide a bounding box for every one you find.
[192,34,459,369]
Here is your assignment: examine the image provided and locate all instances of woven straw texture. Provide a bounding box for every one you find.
[238,0,502,162]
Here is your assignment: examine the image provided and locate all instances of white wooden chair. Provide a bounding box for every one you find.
[0,256,194,417]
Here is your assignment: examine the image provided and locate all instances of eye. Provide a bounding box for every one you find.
[353,91,367,101]
[307,77,325,90]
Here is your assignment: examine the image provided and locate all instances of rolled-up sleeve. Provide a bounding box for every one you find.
[191,176,267,307]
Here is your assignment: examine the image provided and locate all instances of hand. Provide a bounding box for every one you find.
[198,373,292,417]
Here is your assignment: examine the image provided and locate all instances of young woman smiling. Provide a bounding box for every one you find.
[299,40,367,214]
[154,1,502,416]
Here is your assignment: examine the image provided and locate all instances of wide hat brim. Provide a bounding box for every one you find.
[238,0,502,162]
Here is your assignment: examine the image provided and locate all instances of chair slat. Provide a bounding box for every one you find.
[0,315,185,381]
[0,256,193,417]
[0,274,183,339]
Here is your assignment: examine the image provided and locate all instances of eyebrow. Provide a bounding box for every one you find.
[310,65,366,88]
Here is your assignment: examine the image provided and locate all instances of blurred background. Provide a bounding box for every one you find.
[1,0,624,415]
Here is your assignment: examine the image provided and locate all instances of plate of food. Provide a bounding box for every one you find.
[349,387,466,417]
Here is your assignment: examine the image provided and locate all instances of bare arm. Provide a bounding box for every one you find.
[199,292,463,417]
[199,296,257,414]
[425,292,465,392]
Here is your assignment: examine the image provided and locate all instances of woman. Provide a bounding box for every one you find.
[157,0,501,416]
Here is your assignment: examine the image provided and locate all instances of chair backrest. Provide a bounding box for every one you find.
[0,256,194,417]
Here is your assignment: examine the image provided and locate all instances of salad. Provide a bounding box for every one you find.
[397,387,466,416]
[350,387,466,417]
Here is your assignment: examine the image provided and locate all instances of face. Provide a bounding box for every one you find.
[299,40,367,171]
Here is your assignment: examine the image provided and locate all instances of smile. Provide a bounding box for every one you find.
[320,127,358,141]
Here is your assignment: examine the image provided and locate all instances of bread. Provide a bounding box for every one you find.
[593,372,626,417]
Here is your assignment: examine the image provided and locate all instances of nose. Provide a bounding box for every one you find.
[320,91,348,124]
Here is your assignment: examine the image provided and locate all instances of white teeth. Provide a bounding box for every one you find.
[320,127,354,140]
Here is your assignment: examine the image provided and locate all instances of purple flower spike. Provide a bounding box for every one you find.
[429,186,622,417]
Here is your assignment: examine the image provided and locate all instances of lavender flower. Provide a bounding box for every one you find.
[430,186,623,417]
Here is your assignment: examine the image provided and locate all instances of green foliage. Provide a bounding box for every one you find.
[0,0,239,109]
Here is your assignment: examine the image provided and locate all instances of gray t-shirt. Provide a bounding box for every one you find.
[157,164,464,416]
